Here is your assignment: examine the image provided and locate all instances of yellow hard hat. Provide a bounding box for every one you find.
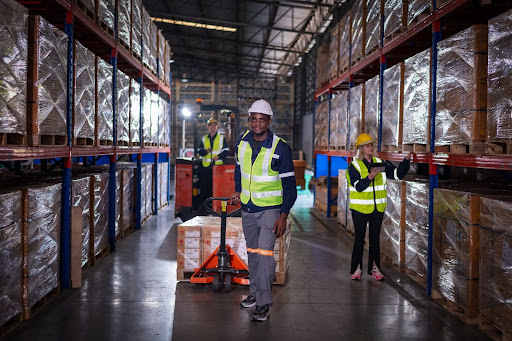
[207,118,218,125]
[355,133,375,148]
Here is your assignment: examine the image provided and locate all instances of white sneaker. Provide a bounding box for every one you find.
[351,265,362,280]
[371,266,384,281]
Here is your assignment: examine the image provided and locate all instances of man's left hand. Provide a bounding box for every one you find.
[213,156,219,161]
[273,213,288,238]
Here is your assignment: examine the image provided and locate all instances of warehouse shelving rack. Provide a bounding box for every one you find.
[1,0,173,290]
[312,0,512,295]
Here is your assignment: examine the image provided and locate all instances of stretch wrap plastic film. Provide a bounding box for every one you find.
[98,0,115,32]
[334,92,348,149]
[131,0,142,58]
[151,91,159,144]
[339,11,351,73]
[164,42,171,85]
[130,78,141,144]
[316,45,329,89]
[365,75,379,141]
[142,8,151,69]
[351,0,365,62]
[329,24,339,80]
[408,0,430,26]
[78,0,94,13]
[0,190,22,325]
[121,168,134,232]
[37,17,68,136]
[28,183,61,309]
[158,31,165,81]
[149,22,158,73]
[337,169,353,234]
[117,70,130,143]
[382,62,402,147]
[330,96,338,148]
[384,0,402,38]
[97,58,113,141]
[140,165,147,220]
[158,162,167,208]
[488,10,512,139]
[366,0,380,54]
[381,179,402,265]
[115,170,121,237]
[143,87,152,144]
[143,164,153,219]
[0,0,27,134]
[314,100,328,149]
[349,84,364,149]
[74,41,95,140]
[403,48,430,145]
[436,25,487,146]
[480,198,512,332]
[72,177,90,267]
[91,173,109,255]
[405,180,429,278]
[118,0,131,47]
[161,98,170,146]
[158,97,166,145]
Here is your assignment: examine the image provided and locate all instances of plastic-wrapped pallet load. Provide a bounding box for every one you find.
[117,70,130,145]
[314,100,328,150]
[140,164,147,220]
[151,91,159,144]
[117,0,131,48]
[150,22,158,73]
[159,162,168,209]
[161,98,170,146]
[96,57,113,144]
[436,25,488,152]
[143,87,152,145]
[141,8,151,70]
[329,96,339,149]
[0,190,23,325]
[349,83,364,150]
[336,91,349,149]
[488,10,512,141]
[144,164,153,220]
[337,169,353,233]
[382,62,404,149]
[403,48,430,148]
[177,218,203,272]
[98,0,115,33]
[115,170,122,238]
[384,0,403,39]
[315,45,329,89]
[380,179,404,266]
[364,75,379,142]
[158,30,165,82]
[90,173,109,257]
[27,183,61,309]
[329,23,340,81]
[339,11,351,73]
[408,0,430,26]
[480,198,512,335]
[131,0,142,59]
[78,0,95,14]
[365,0,380,54]
[351,0,366,63]
[74,41,95,144]
[164,41,171,85]
[72,177,90,267]
[0,0,27,137]
[130,78,141,146]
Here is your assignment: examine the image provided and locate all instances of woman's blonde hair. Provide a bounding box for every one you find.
[354,143,377,161]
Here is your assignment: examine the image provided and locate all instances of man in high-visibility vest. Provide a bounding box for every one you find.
[231,99,297,322]
[346,133,411,281]
[197,118,229,206]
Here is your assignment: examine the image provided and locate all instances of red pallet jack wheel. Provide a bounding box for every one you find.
[190,197,249,292]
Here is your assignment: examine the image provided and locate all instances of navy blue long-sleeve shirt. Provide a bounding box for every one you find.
[197,133,229,161]
[348,157,410,192]
[234,130,297,214]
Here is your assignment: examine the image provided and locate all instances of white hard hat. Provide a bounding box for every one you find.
[248,99,273,118]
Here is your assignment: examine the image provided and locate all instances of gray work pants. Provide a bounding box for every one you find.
[241,209,280,306]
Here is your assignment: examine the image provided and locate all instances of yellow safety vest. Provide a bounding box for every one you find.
[202,134,224,167]
[346,157,387,213]
[238,131,283,207]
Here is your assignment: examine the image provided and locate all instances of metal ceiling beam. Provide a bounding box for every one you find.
[258,4,279,72]
[248,0,334,8]
[172,62,277,79]
[171,52,280,73]
[149,10,315,35]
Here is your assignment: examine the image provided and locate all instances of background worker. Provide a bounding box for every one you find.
[346,133,411,281]
[230,99,297,322]
[197,118,229,207]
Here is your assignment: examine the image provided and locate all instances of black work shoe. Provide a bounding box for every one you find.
[251,304,270,321]
[240,295,256,308]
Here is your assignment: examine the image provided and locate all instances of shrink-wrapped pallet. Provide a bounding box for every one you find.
[27,183,61,309]
[384,0,403,39]
[141,7,151,70]
[365,0,380,54]
[480,198,512,333]
[117,70,130,143]
[339,11,351,73]
[118,0,131,48]
[380,179,404,266]
[329,23,340,81]
[0,0,27,135]
[151,91,159,144]
[142,164,153,220]
[159,97,167,146]
[159,162,169,209]
[74,41,95,141]
[164,41,171,85]
[403,48,430,145]
[130,78,141,145]
[329,97,338,149]
[98,0,115,33]
[72,177,90,267]
[337,169,353,233]
[316,45,329,89]
[96,57,113,142]
[140,165,147,220]
[351,0,366,63]
[408,0,430,26]
[488,10,512,140]
[314,100,328,149]
[158,30,165,81]
[436,25,487,148]
[0,190,22,325]
[382,62,403,147]
[115,169,122,237]
[121,168,134,232]
[161,98,170,146]
[143,87,152,145]
[131,0,142,58]
[91,173,109,256]
[364,75,379,141]
[149,22,158,73]
[349,83,364,149]
[332,91,348,149]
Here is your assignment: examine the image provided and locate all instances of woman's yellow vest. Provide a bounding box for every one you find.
[345,157,387,213]
[238,132,283,207]
[201,134,224,167]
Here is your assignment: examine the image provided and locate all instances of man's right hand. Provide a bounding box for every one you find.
[207,148,212,153]
[230,192,241,205]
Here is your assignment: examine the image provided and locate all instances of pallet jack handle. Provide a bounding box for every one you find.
[202,197,241,217]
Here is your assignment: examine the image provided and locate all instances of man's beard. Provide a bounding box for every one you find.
[253,129,267,137]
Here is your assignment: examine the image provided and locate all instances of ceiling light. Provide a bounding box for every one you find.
[152,17,237,32]
[182,108,191,117]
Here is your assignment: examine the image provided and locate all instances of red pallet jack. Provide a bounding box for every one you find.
[190,197,250,292]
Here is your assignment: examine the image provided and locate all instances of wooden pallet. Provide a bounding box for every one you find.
[117,140,129,147]
[431,287,479,325]
[365,45,379,56]
[75,0,95,22]
[338,65,349,77]
[177,270,195,282]
[408,11,431,28]
[0,133,26,146]
[434,143,486,154]
[90,246,110,266]
[0,313,23,338]
[274,267,289,285]
[404,267,427,288]
[39,134,67,146]
[402,143,427,153]
[118,39,130,53]
[486,140,512,154]
[99,139,113,146]
[73,137,94,146]
[384,28,406,46]
[479,315,512,341]
[381,252,404,272]
[381,144,402,152]
[25,286,60,320]
[130,141,141,147]
[97,20,114,39]
[144,142,158,147]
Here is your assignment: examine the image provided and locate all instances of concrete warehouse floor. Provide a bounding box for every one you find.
[4,188,491,341]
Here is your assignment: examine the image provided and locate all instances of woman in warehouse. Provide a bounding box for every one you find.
[346,133,411,281]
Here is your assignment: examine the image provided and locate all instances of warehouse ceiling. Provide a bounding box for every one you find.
[143,0,346,83]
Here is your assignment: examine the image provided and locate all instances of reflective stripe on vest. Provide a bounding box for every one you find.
[202,134,224,167]
[238,132,283,207]
[346,157,387,214]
